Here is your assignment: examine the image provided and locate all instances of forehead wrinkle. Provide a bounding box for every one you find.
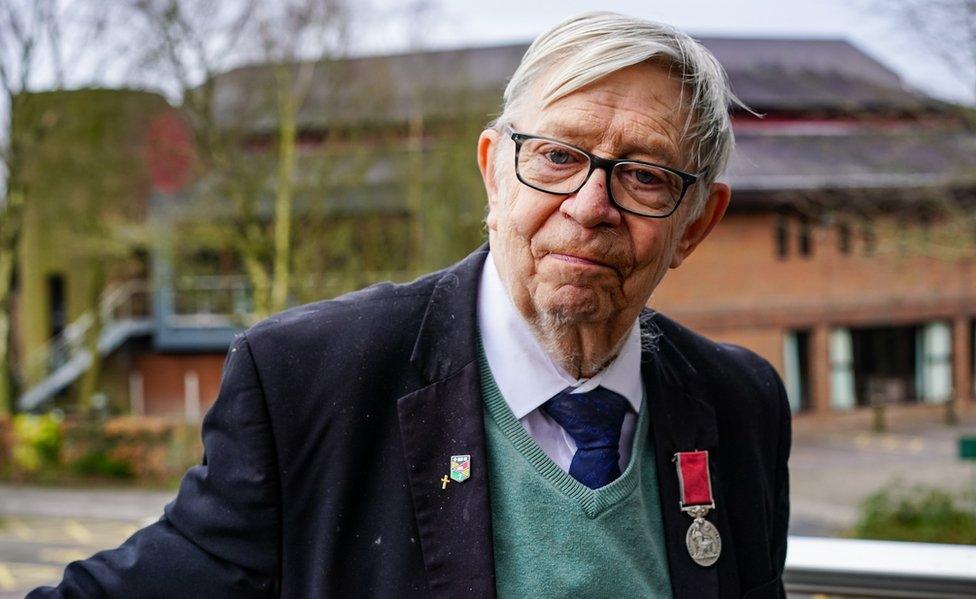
[610,116,683,166]
[523,62,693,169]
[537,106,684,167]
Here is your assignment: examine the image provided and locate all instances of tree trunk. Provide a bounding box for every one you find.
[270,69,297,314]
[407,112,426,269]
[0,309,12,416]
[242,249,270,320]
[229,186,271,320]
[0,187,26,415]
[75,260,106,413]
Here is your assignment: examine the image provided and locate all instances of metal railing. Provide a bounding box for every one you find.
[784,536,976,598]
[165,271,418,327]
[25,280,150,377]
[164,275,252,329]
[18,280,152,411]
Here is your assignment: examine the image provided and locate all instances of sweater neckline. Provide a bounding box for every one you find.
[480,348,650,519]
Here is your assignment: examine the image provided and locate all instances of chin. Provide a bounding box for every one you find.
[537,284,613,326]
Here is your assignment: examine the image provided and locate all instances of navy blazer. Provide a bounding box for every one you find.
[31,245,790,599]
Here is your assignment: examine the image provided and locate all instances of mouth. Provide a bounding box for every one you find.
[545,252,619,274]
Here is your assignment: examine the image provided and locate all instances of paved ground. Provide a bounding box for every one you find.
[1,408,974,596]
[0,488,170,597]
[790,407,976,537]
[0,515,144,598]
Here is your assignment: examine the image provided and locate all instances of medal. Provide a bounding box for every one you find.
[674,450,721,567]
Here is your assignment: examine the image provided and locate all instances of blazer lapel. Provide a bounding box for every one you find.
[396,246,496,599]
[395,251,738,598]
[642,313,739,599]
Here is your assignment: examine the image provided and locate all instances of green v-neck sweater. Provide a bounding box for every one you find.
[480,353,673,598]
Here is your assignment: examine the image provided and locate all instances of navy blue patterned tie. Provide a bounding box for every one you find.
[543,386,631,489]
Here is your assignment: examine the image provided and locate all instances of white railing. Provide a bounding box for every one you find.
[25,280,150,376]
[18,280,152,411]
[784,536,976,598]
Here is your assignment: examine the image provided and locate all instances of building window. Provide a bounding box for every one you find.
[47,274,66,338]
[918,211,933,243]
[861,221,876,256]
[775,216,789,259]
[47,273,68,367]
[798,217,813,258]
[896,214,910,255]
[850,325,920,406]
[829,328,856,410]
[916,322,952,404]
[783,330,811,412]
[837,222,852,255]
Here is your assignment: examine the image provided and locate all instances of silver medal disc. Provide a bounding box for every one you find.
[685,517,721,567]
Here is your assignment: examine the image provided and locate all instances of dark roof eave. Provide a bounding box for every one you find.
[729,173,976,192]
[728,176,976,212]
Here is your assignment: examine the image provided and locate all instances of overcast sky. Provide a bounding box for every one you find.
[360,0,973,105]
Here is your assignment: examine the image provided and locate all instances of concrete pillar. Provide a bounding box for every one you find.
[810,324,832,414]
[184,370,201,423]
[953,316,973,410]
[129,371,145,416]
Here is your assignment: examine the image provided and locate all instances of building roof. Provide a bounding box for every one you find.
[699,37,934,112]
[202,37,974,201]
[727,124,976,193]
[209,37,941,132]
[209,44,523,131]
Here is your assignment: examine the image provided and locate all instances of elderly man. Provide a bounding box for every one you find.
[33,11,789,599]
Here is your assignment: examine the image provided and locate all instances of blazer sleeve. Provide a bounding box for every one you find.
[28,334,281,599]
[770,366,792,598]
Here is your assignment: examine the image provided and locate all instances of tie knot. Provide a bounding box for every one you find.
[543,386,631,451]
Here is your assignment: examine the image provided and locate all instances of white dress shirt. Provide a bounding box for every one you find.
[477,252,644,473]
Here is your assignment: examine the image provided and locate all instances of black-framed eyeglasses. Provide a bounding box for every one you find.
[505,125,701,218]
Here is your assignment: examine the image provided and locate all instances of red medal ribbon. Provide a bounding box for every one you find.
[674,450,714,508]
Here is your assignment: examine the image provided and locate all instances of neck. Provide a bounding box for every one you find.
[526,313,635,378]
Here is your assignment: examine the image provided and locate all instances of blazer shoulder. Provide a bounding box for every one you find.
[649,311,791,470]
[649,311,787,412]
[239,270,445,367]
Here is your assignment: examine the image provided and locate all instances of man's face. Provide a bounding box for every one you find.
[479,61,724,331]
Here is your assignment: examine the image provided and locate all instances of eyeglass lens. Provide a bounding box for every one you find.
[516,138,684,216]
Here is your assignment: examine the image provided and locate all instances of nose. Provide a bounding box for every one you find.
[559,167,622,228]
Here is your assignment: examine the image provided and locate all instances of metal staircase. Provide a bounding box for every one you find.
[17,280,153,411]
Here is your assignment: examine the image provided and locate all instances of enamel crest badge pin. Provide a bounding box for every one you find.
[449,454,471,483]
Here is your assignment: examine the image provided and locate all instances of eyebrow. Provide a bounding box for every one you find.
[535,120,680,167]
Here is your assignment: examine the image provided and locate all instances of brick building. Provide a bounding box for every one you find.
[657,39,976,415]
[14,38,976,419]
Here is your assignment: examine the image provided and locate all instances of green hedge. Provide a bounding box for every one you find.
[851,481,976,545]
[0,415,201,487]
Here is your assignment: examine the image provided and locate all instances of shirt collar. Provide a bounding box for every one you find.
[477,251,643,419]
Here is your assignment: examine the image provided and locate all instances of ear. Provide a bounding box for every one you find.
[477,128,501,231]
[669,182,731,269]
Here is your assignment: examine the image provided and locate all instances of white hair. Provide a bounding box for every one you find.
[493,11,746,219]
